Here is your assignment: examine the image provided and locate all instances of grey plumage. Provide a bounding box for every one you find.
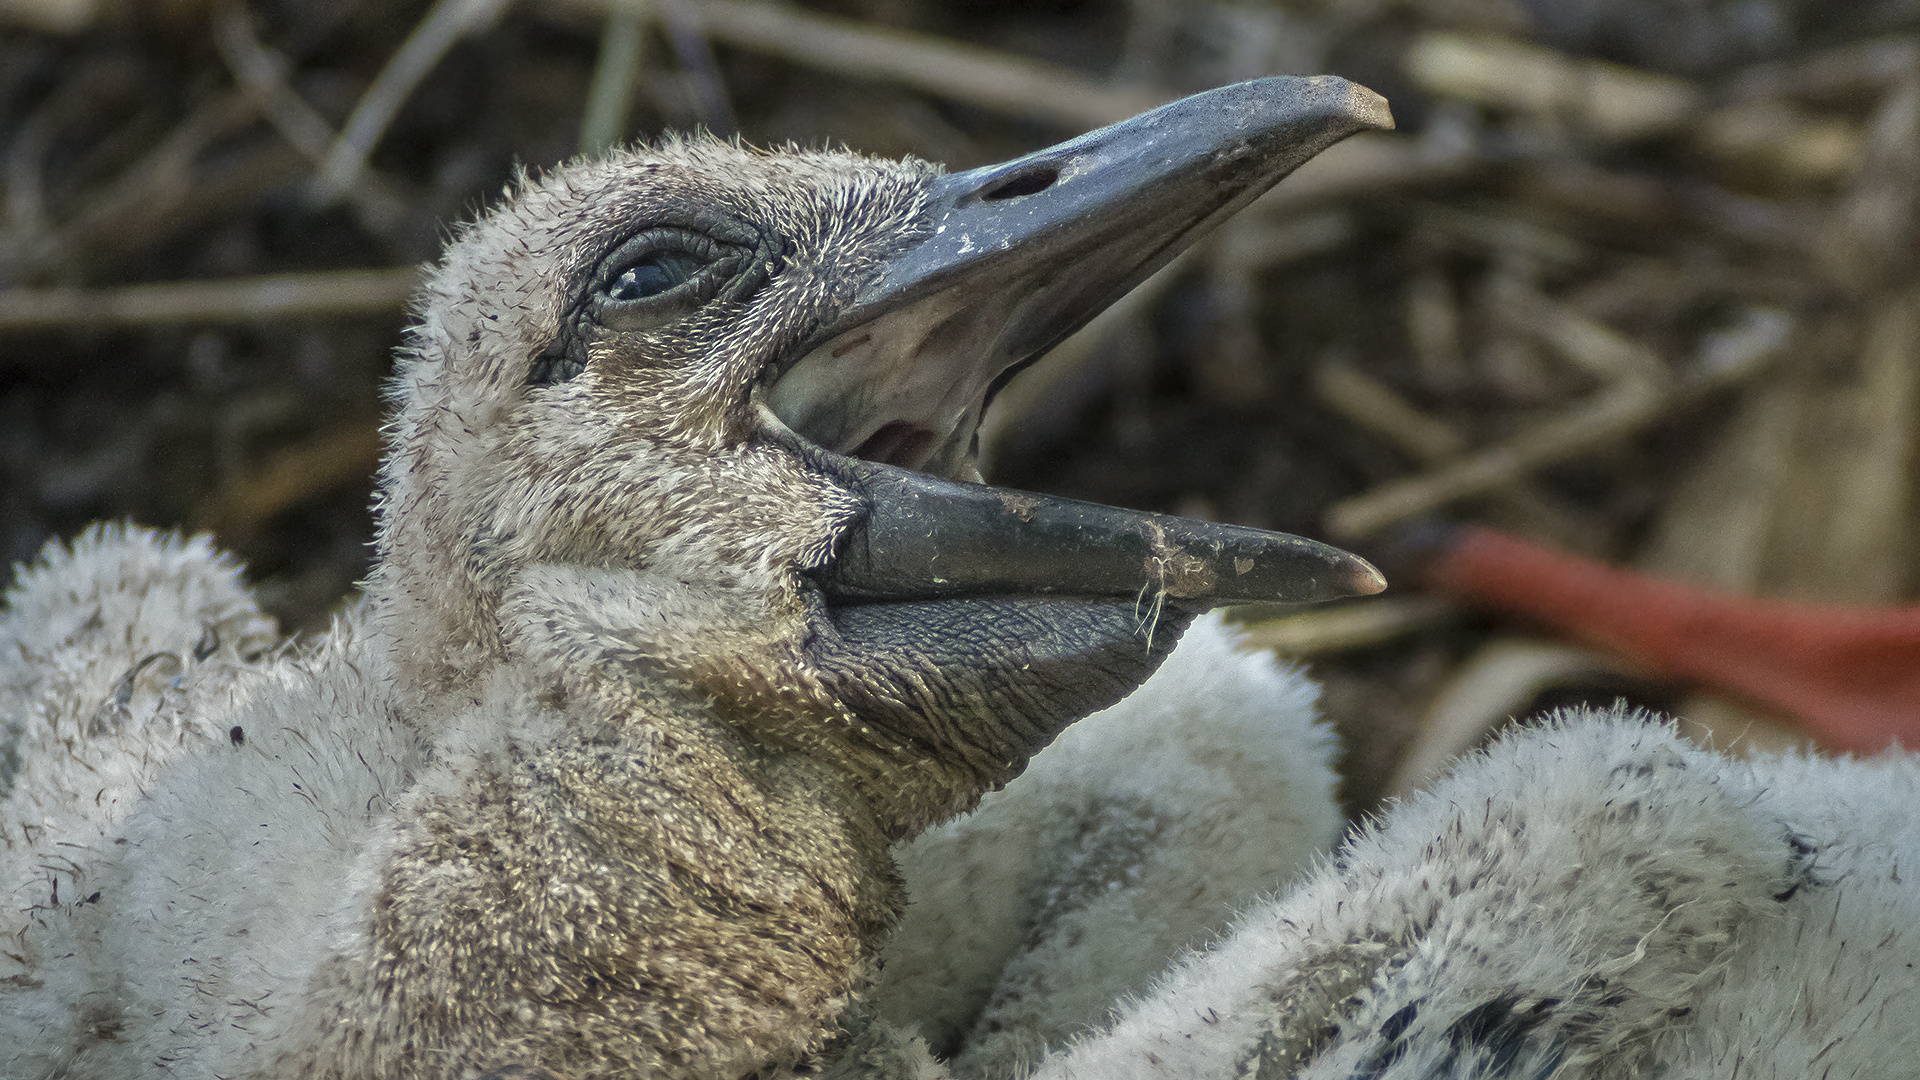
[1,82,1389,1079]
[1022,712,1920,1080]
[876,613,1340,1076]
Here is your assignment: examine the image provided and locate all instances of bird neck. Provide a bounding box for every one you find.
[271,672,906,1078]
[367,543,1004,843]
[363,525,511,707]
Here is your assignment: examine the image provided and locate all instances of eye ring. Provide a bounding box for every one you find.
[607,255,697,302]
[589,226,747,333]
[528,218,777,387]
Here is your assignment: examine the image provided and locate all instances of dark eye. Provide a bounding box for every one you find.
[588,225,765,334]
[531,219,776,386]
[606,252,705,302]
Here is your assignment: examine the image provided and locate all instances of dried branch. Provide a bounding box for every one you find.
[215,6,411,235]
[1407,30,1703,141]
[197,424,385,532]
[1236,597,1458,657]
[547,0,1166,130]
[311,0,510,206]
[579,0,652,156]
[0,267,421,336]
[1326,308,1791,539]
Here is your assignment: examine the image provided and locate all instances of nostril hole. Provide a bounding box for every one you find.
[980,164,1058,201]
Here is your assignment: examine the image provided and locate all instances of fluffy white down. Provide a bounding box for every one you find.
[0,525,278,985]
[7,530,1920,1080]
[0,531,421,1080]
[1032,712,1920,1080]
[1658,750,1920,1078]
[876,614,1340,1076]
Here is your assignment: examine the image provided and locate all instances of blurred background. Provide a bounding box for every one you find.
[2,0,1916,811]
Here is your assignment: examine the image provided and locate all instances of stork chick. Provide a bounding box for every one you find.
[1026,711,1920,1080]
[0,78,1389,1080]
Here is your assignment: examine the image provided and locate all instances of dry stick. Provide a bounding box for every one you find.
[676,0,1164,128]
[1492,275,1672,388]
[1,67,75,248]
[1695,100,1864,192]
[1512,159,1811,253]
[216,9,345,164]
[1326,308,1791,540]
[1235,597,1458,657]
[1329,382,1654,541]
[1405,29,1704,141]
[312,0,510,206]
[545,0,1431,203]
[1313,364,1467,462]
[0,267,421,335]
[1418,205,1587,270]
[53,152,311,283]
[1408,24,1865,190]
[1827,75,1920,287]
[579,0,652,157]
[550,0,1167,130]
[215,6,411,236]
[12,92,270,275]
[198,424,387,532]
[1725,36,1920,107]
[657,0,738,139]
[1312,362,1599,550]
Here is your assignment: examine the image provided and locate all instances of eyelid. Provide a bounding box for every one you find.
[589,232,758,333]
[530,219,778,385]
[596,229,730,290]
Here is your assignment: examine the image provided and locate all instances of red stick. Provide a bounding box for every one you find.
[1415,524,1920,754]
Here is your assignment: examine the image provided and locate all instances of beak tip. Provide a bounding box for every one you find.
[1346,558,1390,597]
[1351,84,1396,133]
[1296,74,1395,135]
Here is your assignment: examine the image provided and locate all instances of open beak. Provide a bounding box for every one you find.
[770,75,1393,609]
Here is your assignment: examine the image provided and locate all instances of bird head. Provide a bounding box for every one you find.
[374,77,1390,832]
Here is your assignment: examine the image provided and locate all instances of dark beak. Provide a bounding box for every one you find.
[828,75,1391,372]
[776,75,1393,609]
[822,456,1386,606]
